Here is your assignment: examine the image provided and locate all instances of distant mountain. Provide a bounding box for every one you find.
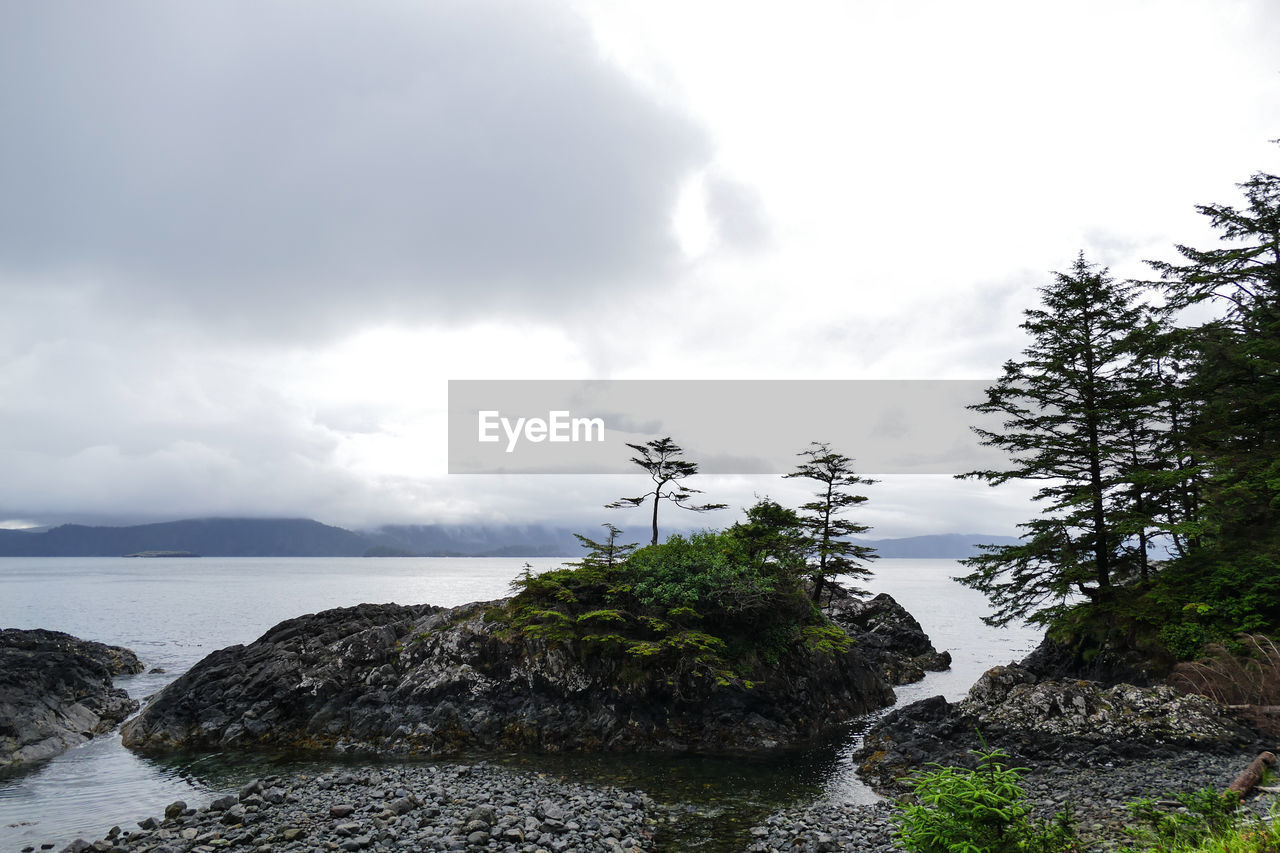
[854,533,1021,558]
[0,518,372,557]
[0,517,1021,559]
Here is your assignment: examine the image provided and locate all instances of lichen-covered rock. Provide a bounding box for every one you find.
[0,628,144,766]
[961,664,1250,746]
[856,663,1265,792]
[122,599,895,756]
[827,592,952,685]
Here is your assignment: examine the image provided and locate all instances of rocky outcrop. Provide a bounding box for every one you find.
[123,599,896,756]
[827,592,951,685]
[856,663,1264,791]
[962,664,1255,745]
[0,628,144,766]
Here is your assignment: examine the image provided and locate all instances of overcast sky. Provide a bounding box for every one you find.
[2,0,1277,536]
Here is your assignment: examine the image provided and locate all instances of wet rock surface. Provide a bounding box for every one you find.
[827,592,952,685]
[44,762,658,853]
[0,628,144,766]
[122,599,897,756]
[964,663,1254,745]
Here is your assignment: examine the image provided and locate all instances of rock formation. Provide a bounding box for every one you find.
[856,662,1265,791]
[827,592,952,685]
[0,628,144,766]
[123,598,902,755]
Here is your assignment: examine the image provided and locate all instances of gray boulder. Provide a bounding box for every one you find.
[0,628,144,766]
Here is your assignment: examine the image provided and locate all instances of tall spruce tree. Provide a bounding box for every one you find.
[607,437,726,546]
[1147,162,1280,549]
[958,254,1159,627]
[1145,158,1280,635]
[784,442,877,604]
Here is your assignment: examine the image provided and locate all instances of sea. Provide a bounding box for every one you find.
[0,557,1042,850]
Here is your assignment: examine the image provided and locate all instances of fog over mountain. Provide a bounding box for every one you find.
[0,518,1018,559]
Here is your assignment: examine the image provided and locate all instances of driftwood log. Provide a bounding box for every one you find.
[1227,750,1277,799]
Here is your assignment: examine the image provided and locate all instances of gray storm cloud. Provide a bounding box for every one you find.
[0,1,711,336]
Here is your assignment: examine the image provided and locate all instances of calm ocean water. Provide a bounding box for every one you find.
[0,557,1041,849]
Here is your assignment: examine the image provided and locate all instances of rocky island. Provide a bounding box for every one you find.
[122,588,948,756]
[122,516,952,758]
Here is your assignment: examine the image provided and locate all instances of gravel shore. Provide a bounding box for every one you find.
[39,763,658,853]
[25,748,1278,852]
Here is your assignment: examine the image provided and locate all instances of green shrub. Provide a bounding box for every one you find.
[1117,787,1280,853]
[1161,621,1219,660]
[1119,787,1239,851]
[623,531,782,615]
[893,750,1079,853]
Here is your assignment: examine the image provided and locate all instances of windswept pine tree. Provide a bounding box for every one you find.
[607,437,726,546]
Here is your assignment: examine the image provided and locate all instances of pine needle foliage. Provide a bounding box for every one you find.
[606,437,726,546]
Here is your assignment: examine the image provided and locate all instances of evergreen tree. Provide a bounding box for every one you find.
[1119,323,1207,562]
[1144,157,1280,637]
[958,254,1158,627]
[607,437,726,546]
[784,442,877,604]
[571,523,638,570]
[726,497,810,579]
[1147,161,1280,554]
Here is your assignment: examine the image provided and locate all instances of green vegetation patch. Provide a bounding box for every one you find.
[893,749,1080,853]
[504,522,847,695]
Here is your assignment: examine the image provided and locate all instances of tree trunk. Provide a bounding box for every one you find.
[1082,343,1111,591]
[649,493,660,546]
[1227,751,1276,799]
[1087,420,1111,590]
[811,574,825,606]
